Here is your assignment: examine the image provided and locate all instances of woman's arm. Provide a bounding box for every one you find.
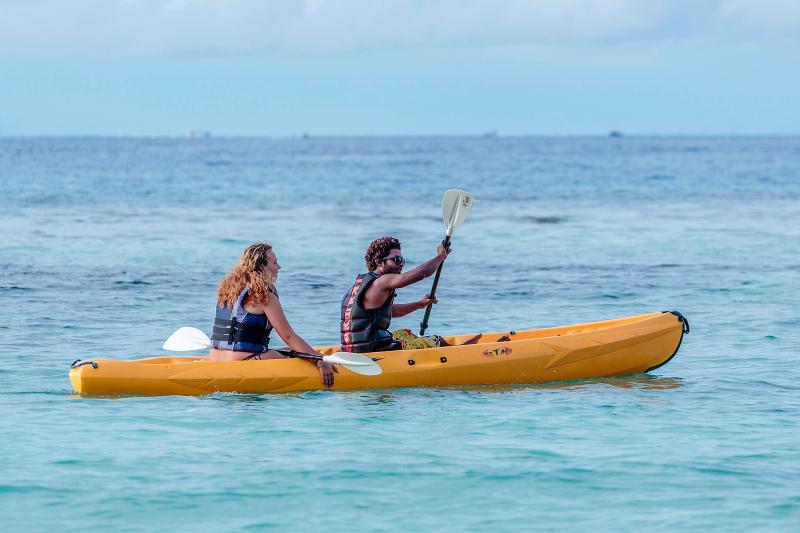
[263,296,317,354]
[262,296,337,387]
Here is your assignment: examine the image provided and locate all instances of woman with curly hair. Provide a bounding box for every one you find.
[340,236,450,353]
[210,243,336,387]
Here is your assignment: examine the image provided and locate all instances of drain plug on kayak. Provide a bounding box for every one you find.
[408,359,415,365]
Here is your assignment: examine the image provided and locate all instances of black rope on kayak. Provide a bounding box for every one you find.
[70,359,98,369]
[648,311,691,373]
[664,310,690,334]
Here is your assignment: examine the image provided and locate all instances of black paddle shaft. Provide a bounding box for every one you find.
[419,236,451,336]
[275,349,322,361]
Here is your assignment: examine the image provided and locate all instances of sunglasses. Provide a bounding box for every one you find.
[381,255,405,266]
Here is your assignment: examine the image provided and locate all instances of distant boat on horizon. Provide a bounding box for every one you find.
[187,129,212,139]
[608,130,624,138]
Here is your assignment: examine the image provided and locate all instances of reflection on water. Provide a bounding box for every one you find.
[539,374,683,391]
[209,392,273,404]
[335,390,400,406]
[414,374,683,394]
[309,374,685,399]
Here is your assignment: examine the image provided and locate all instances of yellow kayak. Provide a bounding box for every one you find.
[69,311,689,396]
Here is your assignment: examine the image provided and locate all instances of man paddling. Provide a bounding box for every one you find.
[340,236,450,352]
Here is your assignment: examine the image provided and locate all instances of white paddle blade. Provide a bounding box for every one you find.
[323,352,383,376]
[442,189,473,236]
[162,327,212,351]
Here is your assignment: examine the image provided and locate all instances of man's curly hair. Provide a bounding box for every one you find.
[365,236,401,271]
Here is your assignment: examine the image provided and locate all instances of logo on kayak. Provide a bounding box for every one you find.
[482,347,512,358]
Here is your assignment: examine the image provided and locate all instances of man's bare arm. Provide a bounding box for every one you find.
[373,245,450,291]
[391,294,438,317]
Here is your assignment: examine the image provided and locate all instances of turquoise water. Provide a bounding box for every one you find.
[1,137,798,530]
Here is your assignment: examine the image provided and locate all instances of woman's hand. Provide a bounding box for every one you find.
[317,360,338,388]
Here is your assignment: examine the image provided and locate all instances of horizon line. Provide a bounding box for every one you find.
[2,132,800,139]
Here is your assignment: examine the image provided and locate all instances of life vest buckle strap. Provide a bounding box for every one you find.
[227,317,237,344]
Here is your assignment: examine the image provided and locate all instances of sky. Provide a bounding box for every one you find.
[0,0,799,135]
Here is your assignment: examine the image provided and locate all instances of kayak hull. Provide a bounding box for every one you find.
[69,311,688,396]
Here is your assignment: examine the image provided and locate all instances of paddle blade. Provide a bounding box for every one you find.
[442,189,473,236]
[323,352,383,376]
[162,327,212,351]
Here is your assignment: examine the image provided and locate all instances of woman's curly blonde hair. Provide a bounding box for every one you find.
[217,243,276,308]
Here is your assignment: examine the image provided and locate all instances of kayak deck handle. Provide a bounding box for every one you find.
[664,310,690,334]
[71,359,98,369]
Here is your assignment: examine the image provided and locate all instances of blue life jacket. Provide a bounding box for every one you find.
[211,287,274,353]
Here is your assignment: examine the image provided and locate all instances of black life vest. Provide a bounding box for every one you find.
[340,272,396,353]
[211,287,275,353]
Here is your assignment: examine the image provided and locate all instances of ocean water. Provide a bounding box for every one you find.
[1,136,798,531]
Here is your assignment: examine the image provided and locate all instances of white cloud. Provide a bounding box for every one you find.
[0,0,797,57]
